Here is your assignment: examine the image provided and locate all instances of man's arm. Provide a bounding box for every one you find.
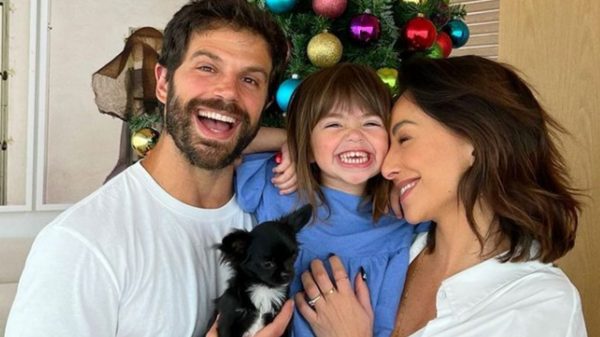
[243,127,287,154]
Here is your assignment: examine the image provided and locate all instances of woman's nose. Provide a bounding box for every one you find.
[381,152,399,180]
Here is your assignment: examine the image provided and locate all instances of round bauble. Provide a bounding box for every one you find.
[266,0,297,14]
[312,0,347,19]
[376,67,399,90]
[307,31,343,68]
[349,13,381,43]
[436,31,453,57]
[275,75,302,112]
[403,15,437,50]
[131,128,159,157]
[444,19,470,48]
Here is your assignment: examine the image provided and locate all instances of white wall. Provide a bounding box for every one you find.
[5,0,30,205]
[0,0,187,236]
[45,0,187,204]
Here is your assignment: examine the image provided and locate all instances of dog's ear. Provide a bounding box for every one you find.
[280,204,313,233]
[218,229,251,265]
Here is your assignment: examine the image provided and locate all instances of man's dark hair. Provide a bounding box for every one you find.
[158,0,289,97]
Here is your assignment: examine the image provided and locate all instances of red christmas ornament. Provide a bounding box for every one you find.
[403,15,437,50]
[312,0,347,19]
[436,31,452,58]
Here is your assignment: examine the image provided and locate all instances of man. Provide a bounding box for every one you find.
[6,1,289,336]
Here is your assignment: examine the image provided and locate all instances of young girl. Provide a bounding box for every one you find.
[235,63,423,337]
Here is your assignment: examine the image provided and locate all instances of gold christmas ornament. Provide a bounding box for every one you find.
[307,31,343,68]
[131,127,159,157]
[377,67,399,90]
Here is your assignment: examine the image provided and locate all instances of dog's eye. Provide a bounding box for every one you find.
[262,261,275,269]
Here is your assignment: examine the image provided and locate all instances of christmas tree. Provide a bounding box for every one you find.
[255,0,468,127]
[127,0,470,155]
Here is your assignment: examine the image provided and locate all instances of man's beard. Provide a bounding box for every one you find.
[165,88,261,170]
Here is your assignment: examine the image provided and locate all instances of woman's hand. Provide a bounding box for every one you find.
[205,300,294,337]
[271,143,297,195]
[295,256,374,337]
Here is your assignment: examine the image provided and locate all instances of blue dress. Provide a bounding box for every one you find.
[236,152,418,337]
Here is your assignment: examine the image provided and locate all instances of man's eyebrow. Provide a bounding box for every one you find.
[190,50,220,61]
[391,120,416,135]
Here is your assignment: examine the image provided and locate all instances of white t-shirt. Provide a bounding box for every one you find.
[409,233,587,337]
[6,162,255,337]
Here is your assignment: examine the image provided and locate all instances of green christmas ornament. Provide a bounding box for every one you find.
[426,43,444,59]
[376,67,398,90]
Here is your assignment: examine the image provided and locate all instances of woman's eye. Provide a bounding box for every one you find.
[398,136,411,144]
[324,123,341,128]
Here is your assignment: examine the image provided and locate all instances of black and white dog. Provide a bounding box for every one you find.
[215,204,312,337]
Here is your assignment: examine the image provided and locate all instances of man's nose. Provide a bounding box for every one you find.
[213,73,240,102]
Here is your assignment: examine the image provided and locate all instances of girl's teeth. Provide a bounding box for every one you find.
[339,151,368,164]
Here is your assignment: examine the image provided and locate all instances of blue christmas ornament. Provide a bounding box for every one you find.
[276,75,301,112]
[443,19,470,48]
[266,0,297,14]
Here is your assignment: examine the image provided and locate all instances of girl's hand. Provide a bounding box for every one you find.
[205,300,294,337]
[295,256,374,337]
[272,144,297,195]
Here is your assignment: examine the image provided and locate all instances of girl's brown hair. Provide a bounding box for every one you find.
[399,55,581,263]
[286,63,392,221]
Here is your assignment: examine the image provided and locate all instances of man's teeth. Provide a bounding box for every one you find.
[339,151,369,164]
[198,111,235,124]
[401,181,417,195]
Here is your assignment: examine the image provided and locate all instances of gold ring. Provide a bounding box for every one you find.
[323,287,336,296]
[307,294,322,306]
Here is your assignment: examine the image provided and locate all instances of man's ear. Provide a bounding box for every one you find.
[155,64,168,105]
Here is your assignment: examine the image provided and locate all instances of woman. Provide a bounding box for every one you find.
[295,56,586,337]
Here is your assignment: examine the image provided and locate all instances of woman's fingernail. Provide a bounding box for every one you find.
[275,152,283,164]
[359,266,367,281]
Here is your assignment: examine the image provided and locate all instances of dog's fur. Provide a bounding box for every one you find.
[215,204,312,337]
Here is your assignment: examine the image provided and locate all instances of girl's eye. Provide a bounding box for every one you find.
[324,122,341,128]
[365,121,383,127]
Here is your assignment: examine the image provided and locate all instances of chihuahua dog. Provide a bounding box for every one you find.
[215,204,312,337]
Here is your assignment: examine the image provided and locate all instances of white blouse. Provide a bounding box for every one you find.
[408,233,587,337]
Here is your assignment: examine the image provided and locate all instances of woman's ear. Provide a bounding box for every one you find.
[468,145,475,167]
[155,64,168,104]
